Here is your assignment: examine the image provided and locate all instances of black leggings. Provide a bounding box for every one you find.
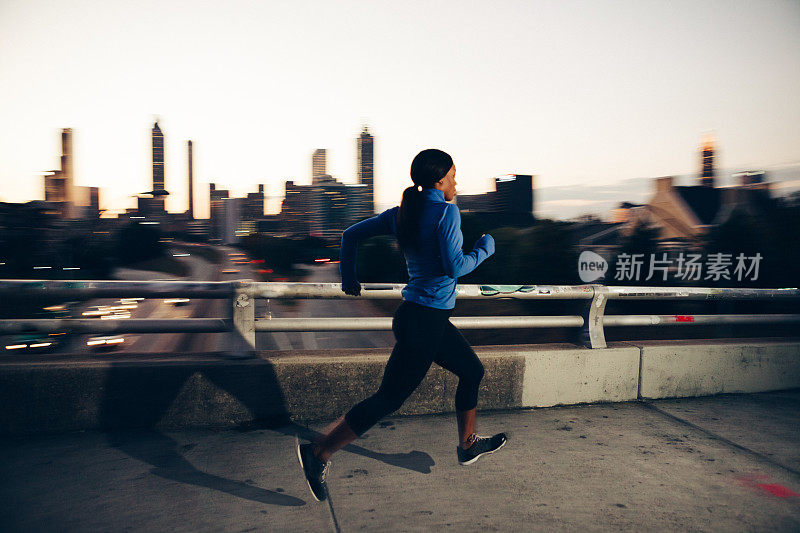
[345,300,485,436]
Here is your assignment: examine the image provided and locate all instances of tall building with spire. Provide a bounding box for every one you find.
[187,140,194,219]
[151,121,166,213]
[312,149,327,185]
[356,126,374,217]
[700,134,716,188]
[43,128,75,219]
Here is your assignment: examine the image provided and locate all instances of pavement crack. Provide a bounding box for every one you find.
[639,400,800,479]
[326,490,342,533]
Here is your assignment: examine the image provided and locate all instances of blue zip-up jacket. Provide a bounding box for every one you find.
[340,188,495,309]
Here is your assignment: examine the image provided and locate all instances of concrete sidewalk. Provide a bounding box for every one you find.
[2,391,799,532]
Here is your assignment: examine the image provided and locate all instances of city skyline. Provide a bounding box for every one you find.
[28,122,800,222]
[1,0,799,220]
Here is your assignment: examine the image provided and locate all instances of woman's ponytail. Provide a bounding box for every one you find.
[398,185,424,249]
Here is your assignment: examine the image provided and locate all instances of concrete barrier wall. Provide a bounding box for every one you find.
[0,339,797,435]
[638,340,800,399]
[521,344,640,408]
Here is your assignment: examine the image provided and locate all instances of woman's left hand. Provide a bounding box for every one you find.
[342,281,362,296]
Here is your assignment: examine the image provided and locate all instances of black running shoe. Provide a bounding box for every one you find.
[457,433,507,465]
[297,442,329,501]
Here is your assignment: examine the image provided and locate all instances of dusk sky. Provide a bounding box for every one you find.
[1,0,798,219]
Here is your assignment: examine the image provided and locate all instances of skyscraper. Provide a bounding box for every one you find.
[43,128,75,219]
[187,140,194,219]
[245,184,265,220]
[209,183,229,240]
[700,134,715,188]
[356,126,374,217]
[456,174,536,222]
[495,174,534,214]
[88,187,100,219]
[281,180,312,234]
[312,149,327,185]
[152,121,165,213]
[278,127,376,238]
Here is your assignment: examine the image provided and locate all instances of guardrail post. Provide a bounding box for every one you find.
[229,281,256,359]
[578,285,609,349]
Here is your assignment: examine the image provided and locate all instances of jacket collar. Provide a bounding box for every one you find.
[422,188,446,203]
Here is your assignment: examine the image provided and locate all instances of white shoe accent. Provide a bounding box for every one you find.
[458,438,507,466]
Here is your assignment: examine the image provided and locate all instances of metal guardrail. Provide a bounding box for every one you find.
[0,280,798,354]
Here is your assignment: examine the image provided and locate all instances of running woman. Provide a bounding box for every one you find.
[297,149,507,502]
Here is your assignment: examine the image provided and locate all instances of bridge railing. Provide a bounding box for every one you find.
[0,280,798,355]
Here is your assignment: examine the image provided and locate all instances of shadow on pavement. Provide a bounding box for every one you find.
[97,357,435,508]
[98,361,307,507]
[106,429,305,507]
[241,421,436,474]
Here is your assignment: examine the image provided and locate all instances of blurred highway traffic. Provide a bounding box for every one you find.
[3,243,395,356]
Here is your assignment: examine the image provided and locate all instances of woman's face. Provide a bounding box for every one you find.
[436,165,457,201]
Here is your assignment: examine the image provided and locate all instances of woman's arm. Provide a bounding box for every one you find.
[436,203,495,279]
[340,207,398,295]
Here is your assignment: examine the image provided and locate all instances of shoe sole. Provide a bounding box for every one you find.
[458,438,507,466]
[296,438,325,502]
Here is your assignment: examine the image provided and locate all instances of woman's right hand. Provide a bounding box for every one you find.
[342,280,362,296]
[475,233,495,256]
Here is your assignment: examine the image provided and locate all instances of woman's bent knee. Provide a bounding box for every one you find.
[476,362,485,383]
[467,360,485,384]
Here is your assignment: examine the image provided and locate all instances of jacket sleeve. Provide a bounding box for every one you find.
[340,207,397,286]
[436,203,494,279]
